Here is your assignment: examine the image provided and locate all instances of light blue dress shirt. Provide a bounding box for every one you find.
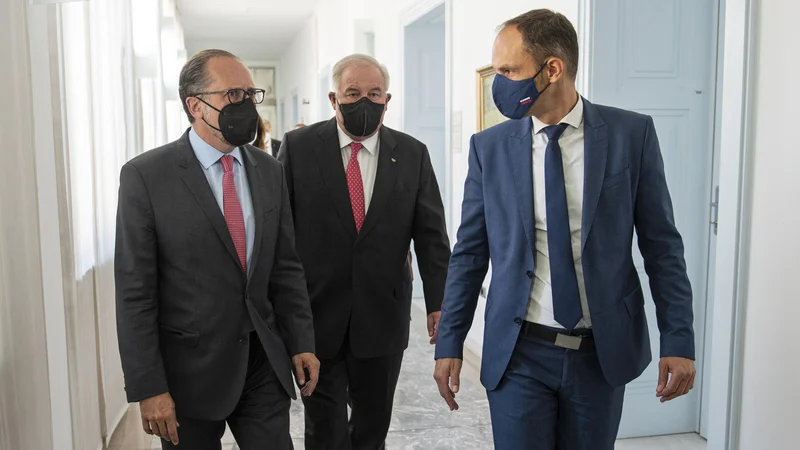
[189,129,255,273]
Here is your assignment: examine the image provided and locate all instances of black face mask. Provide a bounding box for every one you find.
[338,97,386,137]
[197,97,259,147]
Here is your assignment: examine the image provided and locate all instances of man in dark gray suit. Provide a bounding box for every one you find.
[115,49,319,450]
[278,54,451,450]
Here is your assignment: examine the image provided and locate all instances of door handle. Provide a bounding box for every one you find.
[710,185,719,235]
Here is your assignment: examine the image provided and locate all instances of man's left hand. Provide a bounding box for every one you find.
[292,352,320,397]
[427,311,441,344]
[656,356,696,403]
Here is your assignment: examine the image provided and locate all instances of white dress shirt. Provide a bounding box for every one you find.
[337,124,380,213]
[525,97,592,329]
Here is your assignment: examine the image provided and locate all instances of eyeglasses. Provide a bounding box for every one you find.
[192,88,266,105]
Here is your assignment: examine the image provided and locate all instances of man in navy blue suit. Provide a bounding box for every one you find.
[433,9,696,450]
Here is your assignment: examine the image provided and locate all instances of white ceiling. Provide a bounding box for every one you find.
[177,0,323,61]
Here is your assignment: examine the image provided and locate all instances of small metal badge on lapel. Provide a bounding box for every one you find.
[391,158,397,163]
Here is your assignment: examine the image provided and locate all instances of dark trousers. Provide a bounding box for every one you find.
[161,332,292,450]
[487,331,625,450]
[302,338,404,450]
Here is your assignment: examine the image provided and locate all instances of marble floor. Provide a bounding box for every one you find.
[108,303,708,450]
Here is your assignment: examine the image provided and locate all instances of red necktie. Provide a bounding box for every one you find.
[346,142,366,232]
[221,155,247,273]
[345,144,413,280]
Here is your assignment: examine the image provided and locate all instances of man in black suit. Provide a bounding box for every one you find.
[278,54,451,450]
[115,49,319,450]
[264,118,282,157]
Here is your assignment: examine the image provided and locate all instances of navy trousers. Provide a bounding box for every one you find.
[486,330,625,450]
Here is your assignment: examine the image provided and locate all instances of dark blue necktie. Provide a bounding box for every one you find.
[543,123,582,331]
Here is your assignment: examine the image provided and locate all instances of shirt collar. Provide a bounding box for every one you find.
[189,127,244,170]
[336,123,379,155]
[532,95,584,135]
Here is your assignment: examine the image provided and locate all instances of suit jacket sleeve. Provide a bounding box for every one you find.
[270,139,315,356]
[412,143,452,314]
[434,135,490,359]
[634,116,695,360]
[115,163,169,402]
[272,139,281,158]
[276,137,292,201]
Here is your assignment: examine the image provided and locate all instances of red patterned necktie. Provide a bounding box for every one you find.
[220,155,247,273]
[346,142,366,232]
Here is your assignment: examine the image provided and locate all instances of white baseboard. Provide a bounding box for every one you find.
[104,403,131,447]
[460,338,483,387]
[462,342,481,371]
[464,333,483,358]
[411,297,426,312]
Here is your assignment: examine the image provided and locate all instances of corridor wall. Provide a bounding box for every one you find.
[736,0,800,448]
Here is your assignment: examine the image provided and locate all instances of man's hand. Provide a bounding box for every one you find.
[427,311,442,344]
[656,357,696,403]
[139,392,179,445]
[292,352,320,397]
[433,357,462,411]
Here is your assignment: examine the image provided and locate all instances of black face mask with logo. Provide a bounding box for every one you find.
[197,97,259,147]
[338,97,386,137]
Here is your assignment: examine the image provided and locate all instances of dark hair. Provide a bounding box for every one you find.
[178,49,239,123]
[502,9,579,79]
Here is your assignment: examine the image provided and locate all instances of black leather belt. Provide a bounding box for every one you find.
[520,321,594,351]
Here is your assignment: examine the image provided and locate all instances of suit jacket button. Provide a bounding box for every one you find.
[526,270,534,279]
[514,317,523,325]
[239,336,248,344]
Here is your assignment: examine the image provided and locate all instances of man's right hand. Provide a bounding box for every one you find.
[433,358,463,411]
[140,392,179,445]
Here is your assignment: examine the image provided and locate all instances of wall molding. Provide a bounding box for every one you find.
[706,0,756,448]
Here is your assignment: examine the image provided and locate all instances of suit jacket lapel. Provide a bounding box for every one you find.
[314,119,358,240]
[242,146,264,280]
[176,131,243,271]
[508,118,536,257]
[581,98,609,253]
[355,127,397,244]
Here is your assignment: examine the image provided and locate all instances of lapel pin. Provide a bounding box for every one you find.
[391,158,397,163]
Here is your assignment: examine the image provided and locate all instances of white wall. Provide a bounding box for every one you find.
[736,0,800,448]
[278,0,416,133]
[277,17,319,135]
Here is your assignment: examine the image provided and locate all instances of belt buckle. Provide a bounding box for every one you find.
[554,333,582,350]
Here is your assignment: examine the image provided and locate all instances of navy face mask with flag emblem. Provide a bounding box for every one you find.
[491,61,551,120]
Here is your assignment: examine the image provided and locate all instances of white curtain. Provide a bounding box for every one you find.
[57,0,187,445]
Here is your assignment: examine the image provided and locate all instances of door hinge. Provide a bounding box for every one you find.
[710,185,719,235]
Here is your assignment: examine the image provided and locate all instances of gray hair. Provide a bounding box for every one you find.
[179,49,240,123]
[331,54,391,92]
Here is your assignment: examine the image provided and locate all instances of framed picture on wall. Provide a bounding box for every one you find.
[476,64,508,131]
